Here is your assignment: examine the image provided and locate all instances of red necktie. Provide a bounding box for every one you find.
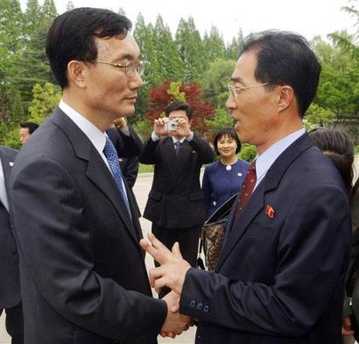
[236,161,257,214]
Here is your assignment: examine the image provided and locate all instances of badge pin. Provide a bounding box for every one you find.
[265,205,275,219]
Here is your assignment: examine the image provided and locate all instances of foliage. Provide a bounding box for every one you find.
[201,59,235,108]
[312,34,359,121]
[0,2,358,148]
[28,82,61,124]
[205,107,233,139]
[304,103,335,129]
[239,144,257,162]
[146,81,215,135]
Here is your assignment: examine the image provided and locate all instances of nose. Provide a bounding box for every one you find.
[129,72,144,89]
[226,95,237,119]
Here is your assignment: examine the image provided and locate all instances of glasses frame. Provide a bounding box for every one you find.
[96,60,145,76]
[228,81,271,98]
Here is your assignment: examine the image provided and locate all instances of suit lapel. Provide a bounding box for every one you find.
[86,148,137,242]
[216,133,314,271]
[216,183,265,270]
[51,108,139,246]
[0,148,16,197]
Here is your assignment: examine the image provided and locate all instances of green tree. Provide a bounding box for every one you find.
[203,26,226,63]
[28,82,61,124]
[175,17,205,81]
[313,34,359,121]
[201,58,235,108]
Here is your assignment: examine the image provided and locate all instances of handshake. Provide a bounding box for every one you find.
[140,234,193,338]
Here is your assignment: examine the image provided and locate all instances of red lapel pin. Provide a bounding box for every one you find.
[265,205,275,219]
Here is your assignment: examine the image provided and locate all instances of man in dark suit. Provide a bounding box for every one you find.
[0,147,23,344]
[139,101,214,293]
[107,117,142,189]
[9,8,189,344]
[140,31,352,343]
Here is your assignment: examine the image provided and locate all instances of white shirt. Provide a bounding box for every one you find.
[59,100,109,168]
[255,128,306,189]
[0,159,9,211]
[58,100,129,200]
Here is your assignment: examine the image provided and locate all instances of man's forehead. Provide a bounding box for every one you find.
[95,35,140,59]
[169,110,188,118]
[232,51,257,83]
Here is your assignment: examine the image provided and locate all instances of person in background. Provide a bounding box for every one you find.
[107,117,142,189]
[0,147,23,344]
[202,128,249,216]
[140,100,214,297]
[19,122,38,145]
[310,127,356,344]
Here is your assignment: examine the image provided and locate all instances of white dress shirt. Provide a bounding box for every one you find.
[58,100,128,199]
[254,128,306,189]
[0,159,9,211]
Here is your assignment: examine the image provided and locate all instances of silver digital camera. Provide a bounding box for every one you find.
[165,119,178,131]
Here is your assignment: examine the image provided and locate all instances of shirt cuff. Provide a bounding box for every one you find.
[151,131,160,141]
[119,126,130,136]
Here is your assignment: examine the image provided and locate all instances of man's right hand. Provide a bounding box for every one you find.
[154,118,169,137]
[160,291,191,338]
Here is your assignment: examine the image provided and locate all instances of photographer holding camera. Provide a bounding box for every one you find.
[140,101,214,297]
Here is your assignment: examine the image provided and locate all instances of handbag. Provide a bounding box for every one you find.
[198,193,238,271]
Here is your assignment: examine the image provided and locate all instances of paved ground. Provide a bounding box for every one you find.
[2,155,358,343]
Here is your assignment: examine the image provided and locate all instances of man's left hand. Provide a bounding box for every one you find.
[140,233,191,295]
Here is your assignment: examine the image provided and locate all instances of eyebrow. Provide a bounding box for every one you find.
[112,53,142,63]
[230,76,247,86]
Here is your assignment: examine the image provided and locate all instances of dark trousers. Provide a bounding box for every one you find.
[0,303,24,344]
[151,224,201,298]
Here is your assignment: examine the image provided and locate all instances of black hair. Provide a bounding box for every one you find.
[165,101,193,120]
[241,30,321,117]
[310,127,354,198]
[213,128,241,155]
[20,122,39,134]
[46,7,132,89]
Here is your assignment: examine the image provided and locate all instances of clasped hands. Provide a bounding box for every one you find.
[140,233,192,338]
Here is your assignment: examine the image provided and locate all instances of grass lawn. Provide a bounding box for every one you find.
[139,163,154,174]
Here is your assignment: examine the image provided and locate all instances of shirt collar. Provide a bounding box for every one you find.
[255,128,306,187]
[172,136,186,144]
[59,100,107,156]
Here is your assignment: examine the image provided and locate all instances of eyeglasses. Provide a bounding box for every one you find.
[96,60,145,76]
[228,82,271,98]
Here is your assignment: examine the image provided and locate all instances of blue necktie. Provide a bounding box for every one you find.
[103,137,131,218]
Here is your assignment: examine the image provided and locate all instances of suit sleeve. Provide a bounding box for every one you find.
[139,138,160,164]
[188,133,215,164]
[121,156,139,188]
[179,185,351,336]
[113,126,144,159]
[10,157,166,341]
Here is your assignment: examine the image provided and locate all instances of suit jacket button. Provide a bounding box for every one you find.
[203,305,209,312]
[190,300,196,308]
[196,302,203,310]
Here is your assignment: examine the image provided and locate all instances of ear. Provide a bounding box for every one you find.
[277,85,294,113]
[67,60,88,88]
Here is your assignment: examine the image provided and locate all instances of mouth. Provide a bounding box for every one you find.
[126,96,137,104]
